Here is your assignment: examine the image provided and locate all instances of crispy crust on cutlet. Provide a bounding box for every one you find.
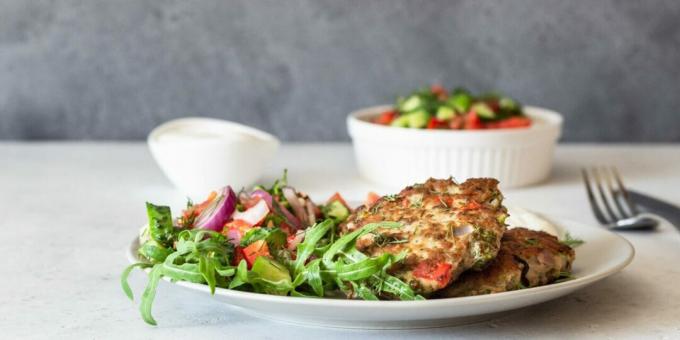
[436,249,524,297]
[437,227,576,298]
[341,177,507,296]
[503,228,575,286]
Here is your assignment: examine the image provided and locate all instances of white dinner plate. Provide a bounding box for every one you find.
[126,211,634,329]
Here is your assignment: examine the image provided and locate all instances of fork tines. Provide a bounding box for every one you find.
[582,167,639,225]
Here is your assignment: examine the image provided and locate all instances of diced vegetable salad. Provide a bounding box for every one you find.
[373,85,531,130]
[122,171,422,325]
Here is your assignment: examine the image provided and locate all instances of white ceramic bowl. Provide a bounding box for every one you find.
[347,105,563,189]
[148,117,279,197]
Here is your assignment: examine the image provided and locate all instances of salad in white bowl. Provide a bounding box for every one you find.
[347,85,563,189]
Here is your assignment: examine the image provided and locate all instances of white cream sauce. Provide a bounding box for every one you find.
[505,205,559,236]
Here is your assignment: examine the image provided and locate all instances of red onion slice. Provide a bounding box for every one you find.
[282,187,309,227]
[274,200,301,229]
[251,190,274,210]
[194,186,237,231]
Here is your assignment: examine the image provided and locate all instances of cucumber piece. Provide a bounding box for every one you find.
[498,97,519,112]
[471,102,496,119]
[323,200,350,223]
[448,93,472,113]
[398,95,423,112]
[407,110,429,128]
[390,115,410,127]
[251,256,292,285]
[436,106,455,120]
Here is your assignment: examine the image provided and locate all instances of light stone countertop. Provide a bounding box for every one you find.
[2,142,680,339]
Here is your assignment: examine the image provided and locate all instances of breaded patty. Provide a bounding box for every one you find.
[438,227,575,297]
[341,178,507,295]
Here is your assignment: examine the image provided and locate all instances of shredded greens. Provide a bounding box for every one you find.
[123,210,421,325]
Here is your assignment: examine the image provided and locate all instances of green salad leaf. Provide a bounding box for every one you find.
[123,229,236,325]
[294,219,333,275]
[138,240,173,263]
[124,217,423,326]
[120,263,152,301]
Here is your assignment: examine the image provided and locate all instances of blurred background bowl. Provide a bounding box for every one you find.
[148,117,279,197]
[347,105,563,189]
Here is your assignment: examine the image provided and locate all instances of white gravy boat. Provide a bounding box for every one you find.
[148,117,280,198]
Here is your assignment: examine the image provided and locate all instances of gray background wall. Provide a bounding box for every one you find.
[1,0,679,142]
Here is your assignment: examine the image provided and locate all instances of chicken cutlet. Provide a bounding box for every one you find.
[340,178,507,296]
[438,227,575,297]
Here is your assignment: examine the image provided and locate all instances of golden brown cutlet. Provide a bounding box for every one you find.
[437,227,575,297]
[341,178,508,296]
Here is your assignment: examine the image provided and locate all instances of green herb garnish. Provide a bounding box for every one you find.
[561,232,584,248]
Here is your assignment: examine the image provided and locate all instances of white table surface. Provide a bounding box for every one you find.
[2,142,680,339]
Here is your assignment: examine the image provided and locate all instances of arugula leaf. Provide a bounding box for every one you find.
[126,229,237,325]
[125,217,426,326]
[240,227,287,250]
[378,275,423,300]
[121,263,152,300]
[320,221,423,301]
[139,265,163,326]
[199,256,217,294]
[303,259,324,296]
[160,253,203,283]
[228,260,249,289]
[351,282,379,300]
[292,258,324,296]
[335,253,391,281]
[294,220,333,276]
[322,222,401,268]
[240,228,270,247]
[138,240,173,263]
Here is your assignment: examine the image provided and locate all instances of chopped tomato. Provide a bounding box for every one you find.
[374,110,397,125]
[222,220,253,246]
[232,246,245,266]
[430,84,448,100]
[413,261,453,288]
[449,115,465,129]
[279,221,293,236]
[223,219,252,232]
[426,117,448,129]
[464,111,484,130]
[327,192,350,210]
[461,200,482,210]
[242,240,270,268]
[287,231,305,253]
[365,192,381,206]
[495,116,532,129]
[427,195,453,207]
[183,191,218,221]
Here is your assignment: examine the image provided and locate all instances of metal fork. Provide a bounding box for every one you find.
[581,167,659,231]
